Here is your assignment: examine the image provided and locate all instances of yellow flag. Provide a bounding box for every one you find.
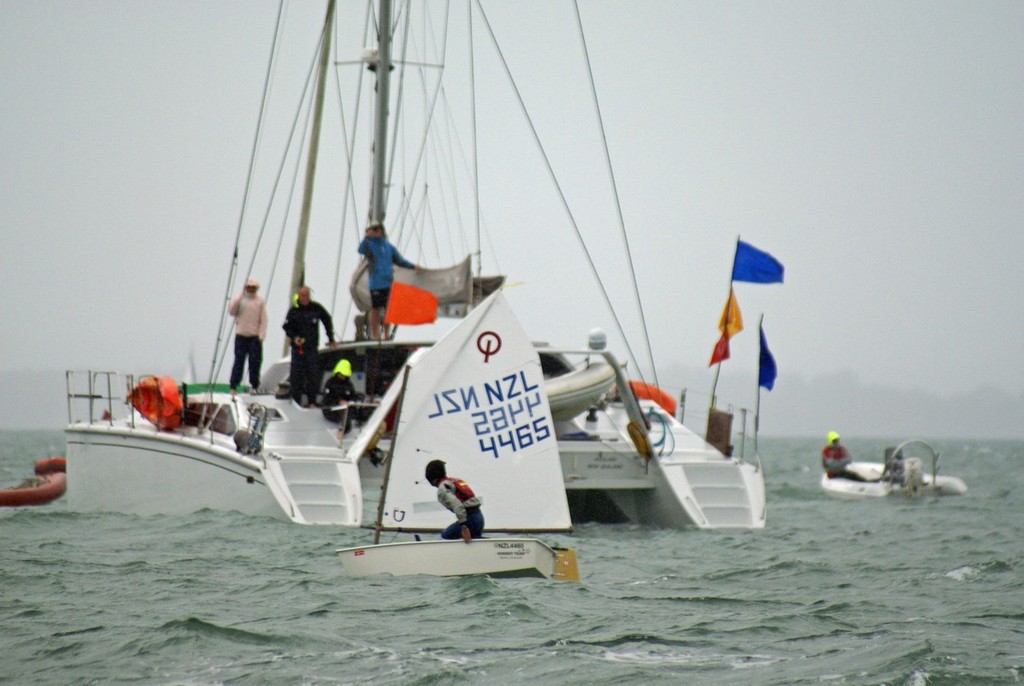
[718,288,743,337]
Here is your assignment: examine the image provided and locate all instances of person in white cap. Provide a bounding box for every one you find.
[228,277,268,395]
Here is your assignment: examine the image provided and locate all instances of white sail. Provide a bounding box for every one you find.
[376,290,571,533]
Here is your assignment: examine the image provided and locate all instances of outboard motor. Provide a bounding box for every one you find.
[903,457,924,497]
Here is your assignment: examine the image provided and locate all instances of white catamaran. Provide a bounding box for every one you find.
[64,0,766,530]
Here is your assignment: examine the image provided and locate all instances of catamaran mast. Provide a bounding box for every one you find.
[369,0,392,226]
[285,0,336,355]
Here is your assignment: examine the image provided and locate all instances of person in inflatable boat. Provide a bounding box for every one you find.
[821,431,868,481]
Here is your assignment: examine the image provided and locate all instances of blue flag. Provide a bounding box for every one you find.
[732,240,784,284]
[758,325,777,390]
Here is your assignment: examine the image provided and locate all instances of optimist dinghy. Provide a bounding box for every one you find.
[336,291,580,581]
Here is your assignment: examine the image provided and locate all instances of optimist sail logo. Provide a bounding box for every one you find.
[476,331,501,362]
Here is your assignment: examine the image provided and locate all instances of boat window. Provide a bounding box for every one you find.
[182,402,237,436]
[540,353,574,379]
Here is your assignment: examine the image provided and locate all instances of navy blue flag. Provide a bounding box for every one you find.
[758,324,777,390]
[732,240,784,284]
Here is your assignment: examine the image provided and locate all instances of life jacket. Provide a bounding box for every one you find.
[821,445,846,460]
[441,476,475,503]
[821,445,850,474]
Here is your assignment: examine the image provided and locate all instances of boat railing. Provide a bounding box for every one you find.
[542,347,652,461]
[887,439,940,486]
[65,370,126,427]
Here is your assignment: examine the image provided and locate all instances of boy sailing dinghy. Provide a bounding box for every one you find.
[337,291,580,580]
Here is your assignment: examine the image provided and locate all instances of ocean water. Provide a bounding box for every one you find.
[2,430,1021,685]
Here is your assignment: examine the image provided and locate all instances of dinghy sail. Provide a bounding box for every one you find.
[371,290,571,535]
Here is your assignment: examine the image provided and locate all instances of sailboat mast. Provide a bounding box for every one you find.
[286,0,336,355]
[369,0,392,226]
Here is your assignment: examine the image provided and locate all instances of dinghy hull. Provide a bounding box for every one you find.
[336,538,579,580]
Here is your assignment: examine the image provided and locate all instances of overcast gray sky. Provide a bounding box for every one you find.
[2,1,1022,434]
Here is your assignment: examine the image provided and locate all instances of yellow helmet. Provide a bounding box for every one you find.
[827,431,840,443]
[333,359,352,377]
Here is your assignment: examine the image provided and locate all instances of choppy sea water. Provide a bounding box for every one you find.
[2,430,1021,685]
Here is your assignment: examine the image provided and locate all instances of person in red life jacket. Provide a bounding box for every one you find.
[821,431,867,481]
[424,459,483,543]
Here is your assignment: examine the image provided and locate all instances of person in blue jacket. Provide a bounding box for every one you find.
[357,222,419,340]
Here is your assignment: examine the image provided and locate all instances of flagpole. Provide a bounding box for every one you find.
[710,236,741,409]
[754,313,763,456]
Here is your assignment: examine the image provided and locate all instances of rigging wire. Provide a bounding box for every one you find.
[213,4,334,372]
[468,0,481,290]
[388,4,452,260]
[572,0,659,390]
[473,0,645,376]
[207,0,287,390]
[382,1,412,232]
[328,1,374,324]
[233,13,326,364]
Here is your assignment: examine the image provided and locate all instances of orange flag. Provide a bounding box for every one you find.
[718,288,743,337]
[385,282,438,326]
[709,289,743,366]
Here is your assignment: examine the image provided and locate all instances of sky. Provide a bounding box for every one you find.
[2,1,1023,437]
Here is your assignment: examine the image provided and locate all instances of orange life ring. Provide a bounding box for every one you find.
[628,381,677,416]
[34,456,67,475]
[0,472,66,507]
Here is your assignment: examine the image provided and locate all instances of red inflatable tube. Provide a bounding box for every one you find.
[0,472,67,507]
[34,457,67,475]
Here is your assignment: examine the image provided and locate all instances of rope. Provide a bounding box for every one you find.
[645,408,674,455]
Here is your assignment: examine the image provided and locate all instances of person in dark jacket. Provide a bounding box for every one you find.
[282,286,338,406]
[424,459,483,543]
[321,358,360,433]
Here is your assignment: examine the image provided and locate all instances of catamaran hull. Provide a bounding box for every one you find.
[556,401,766,529]
[65,424,282,518]
[65,422,363,524]
[336,538,579,580]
